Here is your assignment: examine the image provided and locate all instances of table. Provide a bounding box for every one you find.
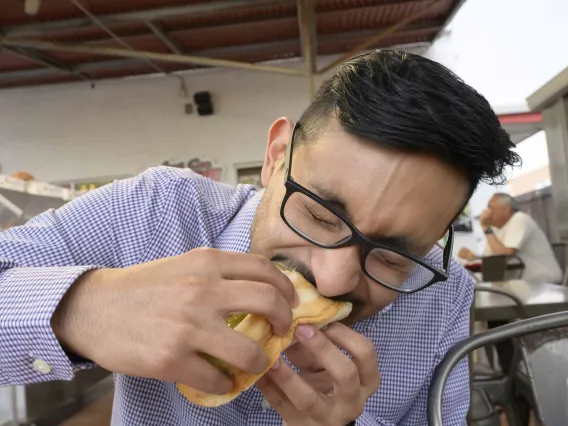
[475,280,568,321]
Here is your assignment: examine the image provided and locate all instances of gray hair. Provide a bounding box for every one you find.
[492,192,519,212]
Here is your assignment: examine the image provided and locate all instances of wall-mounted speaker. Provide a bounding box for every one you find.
[193,91,213,116]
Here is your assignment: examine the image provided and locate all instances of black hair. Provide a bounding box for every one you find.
[297,50,521,195]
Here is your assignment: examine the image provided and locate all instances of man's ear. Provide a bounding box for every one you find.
[261,117,294,187]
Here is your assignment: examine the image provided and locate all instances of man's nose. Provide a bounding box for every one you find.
[311,245,363,298]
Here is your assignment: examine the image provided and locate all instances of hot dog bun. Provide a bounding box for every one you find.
[176,266,352,407]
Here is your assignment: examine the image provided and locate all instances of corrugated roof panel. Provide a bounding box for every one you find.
[162,2,298,30]
[0,0,203,26]
[0,50,45,70]
[0,0,461,89]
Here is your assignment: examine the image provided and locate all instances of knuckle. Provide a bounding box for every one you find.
[192,247,219,265]
[260,283,283,308]
[369,371,381,392]
[270,395,287,410]
[179,282,207,306]
[193,246,217,257]
[295,392,319,413]
[313,333,332,353]
[348,402,365,420]
[340,398,365,421]
[358,338,378,362]
[147,347,177,375]
[254,254,273,268]
[238,342,264,372]
[337,361,359,385]
[206,371,230,394]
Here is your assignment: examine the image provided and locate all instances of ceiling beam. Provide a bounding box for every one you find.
[2,45,92,83]
[318,0,442,74]
[0,25,440,81]
[0,57,136,80]
[2,0,295,38]
[0,36,307,76]
[297,0,317,98]
[0,41,431,86]
[71,0,165,75]
[147,21,183,55]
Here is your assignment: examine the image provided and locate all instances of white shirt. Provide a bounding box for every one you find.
[484,211,563,283]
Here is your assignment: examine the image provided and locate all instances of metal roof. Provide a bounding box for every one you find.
[0,0,463,89]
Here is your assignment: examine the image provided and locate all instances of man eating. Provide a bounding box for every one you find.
[0,50,519,425]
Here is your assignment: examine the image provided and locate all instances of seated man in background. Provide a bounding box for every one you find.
[459,193,562,283]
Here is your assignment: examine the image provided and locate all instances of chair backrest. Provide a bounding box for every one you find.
[517,326,568,425]
[427,311,568,426]
[473,285,528,320]
[481,254,524,282]
[472,286,526,386]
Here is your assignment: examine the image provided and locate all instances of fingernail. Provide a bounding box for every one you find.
[270,359,281,370]
[296,324,315,339]
[293,291,300,308]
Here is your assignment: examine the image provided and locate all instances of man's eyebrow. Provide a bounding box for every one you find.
[308,181,426,256]
[363,232,426,257]
[308,182,353,221]
[368,233,425,256]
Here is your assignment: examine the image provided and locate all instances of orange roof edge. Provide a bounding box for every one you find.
[498,112,543,124]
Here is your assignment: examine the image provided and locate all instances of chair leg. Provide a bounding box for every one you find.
[505,395,531,426]
[484,345,496,370]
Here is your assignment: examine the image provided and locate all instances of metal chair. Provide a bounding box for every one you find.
[481,254,524,282]
[428,311,568,426]
[514,325,568,426]
[471,286,527,426]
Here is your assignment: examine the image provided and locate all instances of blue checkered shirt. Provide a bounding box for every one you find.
[0,167,471,425]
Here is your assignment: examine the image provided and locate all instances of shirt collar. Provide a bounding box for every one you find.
[214,188,264,254]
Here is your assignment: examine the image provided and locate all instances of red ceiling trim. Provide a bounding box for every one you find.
[498,112,543,124]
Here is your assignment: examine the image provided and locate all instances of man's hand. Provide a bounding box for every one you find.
[51,248,296,396]
[457,247,476,261]
[256,323,380,426]
[479,209,493,230]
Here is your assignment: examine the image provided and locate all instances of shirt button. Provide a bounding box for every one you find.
[32,359,52,375]
[261,398,271,411]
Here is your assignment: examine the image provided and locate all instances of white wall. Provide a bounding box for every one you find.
[0,66,316,186]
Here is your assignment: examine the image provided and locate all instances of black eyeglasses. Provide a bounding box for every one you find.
[279,123,453,294]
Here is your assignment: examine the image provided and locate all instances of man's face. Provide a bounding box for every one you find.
[487,196,512,228]
[250,118,469,324]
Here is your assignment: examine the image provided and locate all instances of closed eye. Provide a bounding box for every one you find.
[306,205,337,226]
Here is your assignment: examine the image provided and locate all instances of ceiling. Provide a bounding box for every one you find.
[0,0,463,89]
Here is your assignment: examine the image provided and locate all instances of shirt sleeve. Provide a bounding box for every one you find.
[399,266,473,425]
[0,168,170,386]
[500,213,528,250]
